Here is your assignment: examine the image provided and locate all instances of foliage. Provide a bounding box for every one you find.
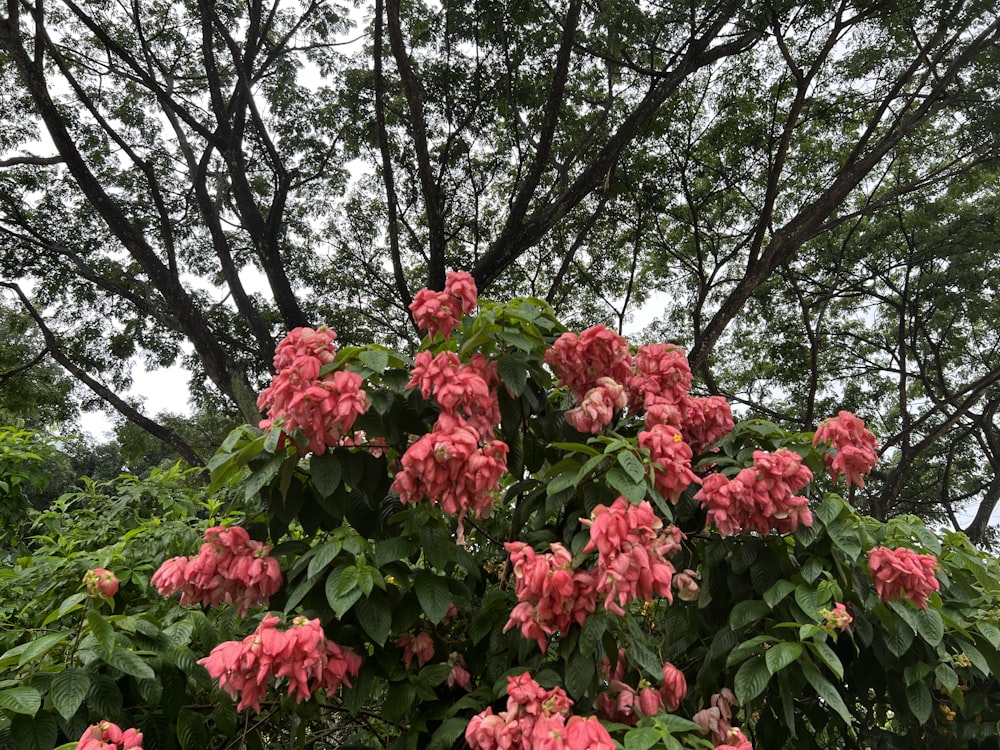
[0,426,59,548]
[6,293,1000,749]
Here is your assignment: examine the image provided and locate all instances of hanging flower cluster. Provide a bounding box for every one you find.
[867,546,940,608]
[821,602,853,632]
[394,277,508,539]
[199,615,361,712]
[83,568,119,599]
[583,497,683,616]
[813,410,878,487]
[409,270,479,340]
[595,650,688,725]
[466,672,615,750]
[396,632,435,670]
[693,688,741,745]
[639,424,701,503]
[151,526,282,616]
[257,326,369,455]
[695,449,813,537]
[75,721,143,750]
[503,542,598,653]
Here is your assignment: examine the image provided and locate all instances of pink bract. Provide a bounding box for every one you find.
[813,411,878,487]
[867,546,939,608]
[544,325,632,399]
[75,721,143,750]
[83,568,119,599]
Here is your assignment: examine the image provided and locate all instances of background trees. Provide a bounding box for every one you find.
[2,0,999,531]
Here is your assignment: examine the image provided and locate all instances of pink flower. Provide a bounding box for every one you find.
[582,497,680,616]
[409,271,478,340]
[396,632,435,670]
[466,672,597,750]
[257,327,370,455]
[447,653,472,690]
[75,721,143,750]
[639,424,701,503]
[660,662,687,711]
[673,569,700,602]
[867,546,939,608]
[503,542,598,653]
[407,350,500,439]
[199,615,360,712]
[565,378,628,434]
[695,449,813,537]
[821,602,853,632]
[151,526,282,616]
[391,425,508,540]
[83,568,119,599]
[544,325,632,399]
[813,411,878,487]
[717,728,754,750]
[629,343,692,406]
[693,689,738,744]
[564,716,615,749]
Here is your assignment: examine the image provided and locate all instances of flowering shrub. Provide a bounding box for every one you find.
[75,721,143,750]
[5,286,1000,750]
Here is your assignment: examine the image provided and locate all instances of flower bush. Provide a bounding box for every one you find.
[4,283,1000,749]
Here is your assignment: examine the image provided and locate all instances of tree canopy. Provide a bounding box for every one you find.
[1,0,999,533]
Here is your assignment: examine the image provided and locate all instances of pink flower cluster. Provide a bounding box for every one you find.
[717,728,754,750]
[199,614,361,712]
[407,350,500,439]
[693,688,740,745]
[630,343,692,406]
[695,449,813,537]
[821,602,853,632]
[151,526,282,616]
[391,424,508,539]
[257,326,370,455]
[83,568,119,599]
[673,568,700,602]
[75,721,142,750]
[595,650,687,725]
[639,424,701,503]
[503,542,598,653]
[813,411,878,487]
[583,497,682,616]
[466,672,615,750]
[867,546,939,609]
[565,377,628,434]
[545,325,632,399]
[396,631,435,670]
[447,652,472,690]
[409,270,478,340]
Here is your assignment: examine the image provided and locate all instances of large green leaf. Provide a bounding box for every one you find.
[0,686,41,715]
[734,655,770,704]
[765,642,803,675]
[414,571,451,624]
[50,669,90,721]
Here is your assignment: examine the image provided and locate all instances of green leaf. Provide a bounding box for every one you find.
[355,593,393,646]
[17,631,68,666]
[50,669,90,721]
[905,681,932,724]
[359,348,390,374]
[307,539,344,579]
[11,711,57,750]
[428,717,470,750]
[375,537,417,568]
[808,640,844,681]
[800,660,853,725]
[0,687,41,715]
[794,584,820,617]
[497,354,529,396]
[827,519,862,560]
[935,663,959,694]
[104,648,156,681]
[415,571,452,624]
[624,727,661,750]
[617,450,647,484]
[915,608,944,647]
[734,655,770,704]
[765,642,802,675]
[87,610,115,656]
[883,614,915,658]
[177,707,210,750]
[606,467,646,504]
[326,565,362,618]
[730,599,770,629]
[565,648,596,699]
[763,580,796,609]
[311,452,342,497]
[580,614,607,655]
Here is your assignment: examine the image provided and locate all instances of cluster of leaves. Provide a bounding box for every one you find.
[5,296,1000,750]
